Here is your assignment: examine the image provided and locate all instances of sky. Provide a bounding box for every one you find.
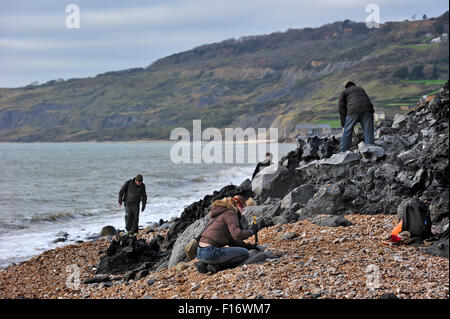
[0,0,448,88]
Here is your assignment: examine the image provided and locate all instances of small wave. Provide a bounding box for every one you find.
[190,176,207,183]
[0,220,29,231]
[189,166,252,184]
[28,208,103,223]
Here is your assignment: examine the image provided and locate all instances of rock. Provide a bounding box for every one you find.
[375,135,407,154]
[251,164,295,202]
[98,281,114,288]
[96,235,164,274]
[275,232,297,241]
[392,114,407,129]
[301,136,323,160]
[429,194,449,223]
[272,215,290,226]
[423,226,449,258]
[379,293,400,299]
[310,215,353,227]
[147,222,159,229]
[278,147,303,169]
[168,215,211,268]
[55,232,69,238]
[83,275,111,284]
[395,170,423,190]
[175,262,188,272]
[280,184,317,209]
[100,226,118,237]
[318,151,360,166]
[52,237,67,243]
[244,203,282,228]
[407,133,419,146]
[300,182,346,217]
[396,149,417,162]
[358,142,386,163]
[374,164,400,182]
[242,251,277,265]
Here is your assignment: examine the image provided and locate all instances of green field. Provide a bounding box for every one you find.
[313,119,341,128]
[400,79,447,85]
[397,43,441,51]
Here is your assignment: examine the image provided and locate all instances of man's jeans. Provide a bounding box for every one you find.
[340,112,375,152]
[125,204,139,234]
[196,246,249,266]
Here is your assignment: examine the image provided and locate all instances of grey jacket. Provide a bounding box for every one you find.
[119,178,147,211]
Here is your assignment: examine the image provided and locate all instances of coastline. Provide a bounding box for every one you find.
[0,139,296,144]
[1,82,449,299]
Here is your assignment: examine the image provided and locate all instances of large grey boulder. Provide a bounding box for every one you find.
[251,164,294,202]
[429,194,449,223]
[300,182,346,217]
[244,203,282,228]
[375,135,408,154]
[280,184,317,209]
[392,114,407,129]
[168,215,211,268]
[395,169,426,190]
[100,226,118,237]
[358,142,386,163]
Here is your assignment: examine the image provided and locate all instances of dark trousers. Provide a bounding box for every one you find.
[125,204,139,234]
[340,112,375,152]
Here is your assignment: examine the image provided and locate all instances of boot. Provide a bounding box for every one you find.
[194,262,208,274]
[207,261,241,274]
[206,264,221,274]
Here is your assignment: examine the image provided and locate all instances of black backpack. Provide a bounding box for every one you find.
[401,199,432,239]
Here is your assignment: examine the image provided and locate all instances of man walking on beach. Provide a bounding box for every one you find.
[338,81,375,152]
[118,174,147,236]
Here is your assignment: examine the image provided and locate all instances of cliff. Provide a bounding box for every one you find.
[0,12,448,141]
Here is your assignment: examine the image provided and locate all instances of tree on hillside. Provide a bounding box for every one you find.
[409,65,425,80]
[435,25,444,34]
[423,14,427,20]
[423,64,438,79]
[393,66,409,79]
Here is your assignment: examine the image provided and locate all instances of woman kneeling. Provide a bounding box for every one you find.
[196,195,257,274]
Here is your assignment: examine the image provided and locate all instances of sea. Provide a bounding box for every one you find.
[0,142,296,268]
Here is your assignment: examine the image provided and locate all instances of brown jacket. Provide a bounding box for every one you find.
[199,201,253,247]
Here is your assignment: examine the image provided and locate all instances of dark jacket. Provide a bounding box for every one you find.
[251,159,272,180]
[338,85,374,127]
[199,202,253,247]
[119,178,147,211]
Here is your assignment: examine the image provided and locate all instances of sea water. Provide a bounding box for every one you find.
[0,142,296,268]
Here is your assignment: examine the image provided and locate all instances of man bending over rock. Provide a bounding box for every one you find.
[338,81,375,152]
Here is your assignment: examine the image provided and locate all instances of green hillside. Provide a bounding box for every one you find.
[0,12,448,141]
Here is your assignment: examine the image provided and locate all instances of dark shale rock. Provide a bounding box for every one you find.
[96,235,166,274]
[309,215,354,227]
